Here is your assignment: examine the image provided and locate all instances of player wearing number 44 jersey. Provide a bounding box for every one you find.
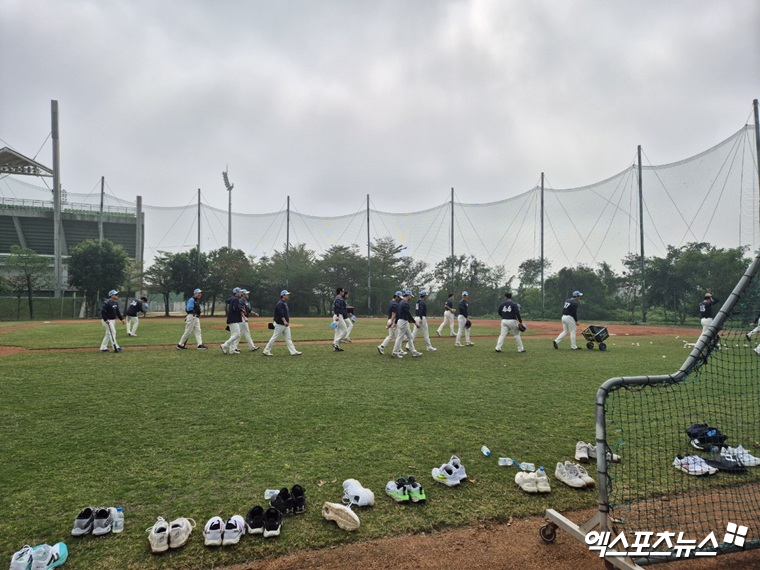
[495,292,525,353]
[554,291,582,350]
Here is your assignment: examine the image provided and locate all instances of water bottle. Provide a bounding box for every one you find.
[518,462,536,472]
[481,446,491,456]
[112,507,124,533]
[264,489,280,500]
[498,457,515,467]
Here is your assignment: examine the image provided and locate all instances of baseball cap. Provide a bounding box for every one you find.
[241,289,249,294]
[462,290,469,296]
[573,290,583,297]
[420,290,428,297]
[404,289,413,296]
[232,287,240,293]
[108,289,119,296]
[394,290,403,297]
[193,288,202,294]
[280,289,290,296]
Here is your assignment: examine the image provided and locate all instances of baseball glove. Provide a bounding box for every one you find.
[518,323,527,332]
[465,319,472,329]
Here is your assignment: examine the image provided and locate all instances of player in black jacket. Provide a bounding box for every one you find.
[125,296,148,337]
[100,289,124,352]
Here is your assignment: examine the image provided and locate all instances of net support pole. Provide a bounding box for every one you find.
[540,173,545,318]
[98,176,104,244]
[367,194,371,314]
[754,99,760,230]
[51,100,62,299]
[450,187,454,288]
[136,195,143,267]
[228,182,232,250]
[286,195,290,288]
[638,145,646,323]
[197,188,201,256]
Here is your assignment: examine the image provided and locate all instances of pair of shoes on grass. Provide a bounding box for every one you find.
[575,441,621,463]
[385,476,426,503]
[342,479,375,507]
[71,507,119,537]
[244,506,283,538]
[146,516,196,553]
[432,455,467,487]
[721,445,760,467]
[515,468,551,493]
[10,543,68,570]
[268,485,306,516]
[203,515,248,545]
[322,502,360,531]
[672,455,718,476]
[555,461,595,489]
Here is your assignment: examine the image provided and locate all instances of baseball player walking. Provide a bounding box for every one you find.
[377,291,402,355]
[411,290,437,351]
[221,287,245,354]
[177,288,207,350]
[125,296,148,336]
[553,290,582,350]
[263,290,302,356]
[436,293,457,337]
[455,291,474,347]
[392,290,422,358]
[332,287,349,351]
[495,292,525,353]
[699,293,721,333]
[100,289,124,352]
[240,289,259,351]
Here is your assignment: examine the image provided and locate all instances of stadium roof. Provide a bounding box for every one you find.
[0,147,53,177]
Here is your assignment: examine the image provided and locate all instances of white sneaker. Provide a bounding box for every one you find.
[203,516,223,546]
[555,462,586,488]
[673,455,718,476]
[291,351,303,356]
[412,351,423,357]
[567,461,595,486]
[392,352,404,358]
[535,467,551,493]
[30,543,68,570]
[466,341,474,346]
[262,350,273,357]
[722,445,760,467]
[454,343,463,347]
[168,517,196,549]
[222,515,246,546]
[10,545,33,570]
[588,443,621,463]
[426,346,437,352]
[432,463,460,486]
[220,344,228,354]
[342,478,375,507]
[449,455,467,481]
[575,441,590,462]
[322,502,360,531]
[377,345,385,355]
[515,471,538,493]
[146,517,170,553]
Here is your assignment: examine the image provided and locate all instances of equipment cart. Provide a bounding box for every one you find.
[582,325,609,351]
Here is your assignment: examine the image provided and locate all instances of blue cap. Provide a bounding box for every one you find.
[240,289,249,294]
[462,291,469,296]
[280,289,290,296]
[108,289,119,296]
[420,290,428,297]
[232,287,240,293]
[394,290,403,297]
[573,290,583,297]
[404,289,412,296]
[193,288,202,294]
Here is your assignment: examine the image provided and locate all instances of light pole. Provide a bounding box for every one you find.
[222,168,234,249]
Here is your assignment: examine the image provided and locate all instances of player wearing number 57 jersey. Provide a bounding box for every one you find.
[553,290,582,350]
[495,292,525,353]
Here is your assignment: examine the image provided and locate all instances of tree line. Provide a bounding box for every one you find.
[0,238,755,324]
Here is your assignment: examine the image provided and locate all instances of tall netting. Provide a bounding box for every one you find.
[0,125,757,272]
[599,253,760,564]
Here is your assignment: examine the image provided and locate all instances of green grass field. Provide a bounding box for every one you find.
[0,317,697,569]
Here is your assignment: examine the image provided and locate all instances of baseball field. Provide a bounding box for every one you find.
[0,317,715,569]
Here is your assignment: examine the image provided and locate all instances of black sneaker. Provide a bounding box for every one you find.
[270,487,294,515]
[245,505,265,535]
[263,507,282,538]
[333,344,344,352]
[291,484,306,514]
[176,344,187,350]
[197,345,208,350]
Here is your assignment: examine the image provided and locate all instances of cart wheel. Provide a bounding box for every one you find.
[586,342,594,350]
[599,342,607,351]
[604,562,616,570]
[539,524,557,543]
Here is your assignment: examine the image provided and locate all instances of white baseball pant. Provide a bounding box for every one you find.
[495,319,524,351]
[100,320,120,350]
[179,315,202,346]
[455,314,470,345]
[264,324,299,355]
[554,315,577,349]
[437,311,456,336]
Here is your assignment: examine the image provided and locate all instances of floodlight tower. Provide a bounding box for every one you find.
[222,168,234,249]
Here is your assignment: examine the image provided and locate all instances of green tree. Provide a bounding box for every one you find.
[316,245,367,314]
[144,252,175,316]
[169,247,211,303]
[518,257,552,289]
[206,247,255,315]
[257,244,318,316]
[544,265,613,321]
[67,239,129,317]
[5,245,50,319]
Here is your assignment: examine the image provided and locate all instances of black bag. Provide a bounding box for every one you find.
[686,423,728,450]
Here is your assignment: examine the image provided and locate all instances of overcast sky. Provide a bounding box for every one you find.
[2,0,758,216]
